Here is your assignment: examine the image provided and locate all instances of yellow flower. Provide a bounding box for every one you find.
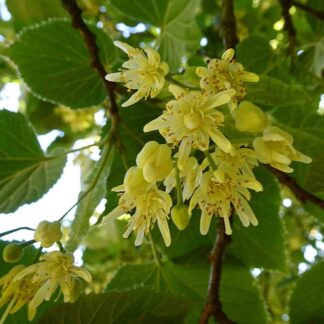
[14,252,91,312]
[136,141,173,182]
[164,156,202,201]
[144,85,235,155]
[196,49,259,112]
[105,41,169,107]
[253,126,312,173]
[105,167,172,246]
[202,146,263,192]
[190,146,261,235]
[34,220,62,248]
[233,101,270,133]
[0,265,40,323]
[189,171,258,236]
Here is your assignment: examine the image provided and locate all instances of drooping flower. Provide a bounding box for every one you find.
[14,252,91,314]
[164,156,202,201]
[144,85,235,155]
[196,49,259,112]
[0,265,40,323]
[105,41,169,107]
[34,220,62,248]
[233,101,270,133]
[189,171,258,236]
[190,146,262,235]
[136,141,173,182]
[105,167,172,246]
[202,146,263,192]
[253,126,312,173]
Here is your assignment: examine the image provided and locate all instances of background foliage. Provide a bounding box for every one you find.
[0,0,323,323]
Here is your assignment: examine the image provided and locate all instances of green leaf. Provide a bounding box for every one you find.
[109,0,201,72]
[245,75,313,109]
[41,289,192,323]
[0,110,66,213]
[2,19,117,109]
[159,0,201,72]
[220,257,269,324]
[66,145,114,252]
[6,0,67,31]
[107,261,209,301]
[236,35,274,74]
[109,0,169,26]
[230,167,288,272]
[107,258,268,324]
[305,0,324,36]
[289,262,324,324]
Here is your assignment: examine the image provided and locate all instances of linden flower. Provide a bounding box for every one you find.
[105,41,169,107]
[136,141,173,182]
[164,156,202,201]
[196,49,259,112]
[253,126,312,173]
[202,146,263,192]
[105,167,172,246]
[189,171,259,236]
[14,252,91,312]
[144,85,236,155]
[0,265,40,323]
[34,220,62,248]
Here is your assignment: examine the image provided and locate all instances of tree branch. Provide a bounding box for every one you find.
[220,0,239,49]
[267,165,324,209]
[199,219,234,324]
[199,2,240,323]
[278,0,297,57]
[60,0,119,123]
[291,0,324,21]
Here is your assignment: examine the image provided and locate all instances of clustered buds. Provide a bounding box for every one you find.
[105,44,312,247]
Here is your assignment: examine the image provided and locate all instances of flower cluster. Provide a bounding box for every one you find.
[105,43,311,246]
[0,221,91,323]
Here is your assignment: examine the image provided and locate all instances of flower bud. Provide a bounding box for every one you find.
[234,101,269,133]
[123,166,151,196]
[2,243,24,263]
[34,221,62,248]
[171,205,190,231]
[136,141,173,182]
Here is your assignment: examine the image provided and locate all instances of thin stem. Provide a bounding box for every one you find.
[266,165,324,209]
[58,142,113,221]
[174,161,183,205]
[49,140,105,159]
[204,151,217,171]
[290,0,324,20]
[165,75,200,90]
[20,240,36,248]
[0,227,34,238]
[279,0,297,58]
[148,233,161,266]
[56,241,66,253]
[61,0,120,122]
